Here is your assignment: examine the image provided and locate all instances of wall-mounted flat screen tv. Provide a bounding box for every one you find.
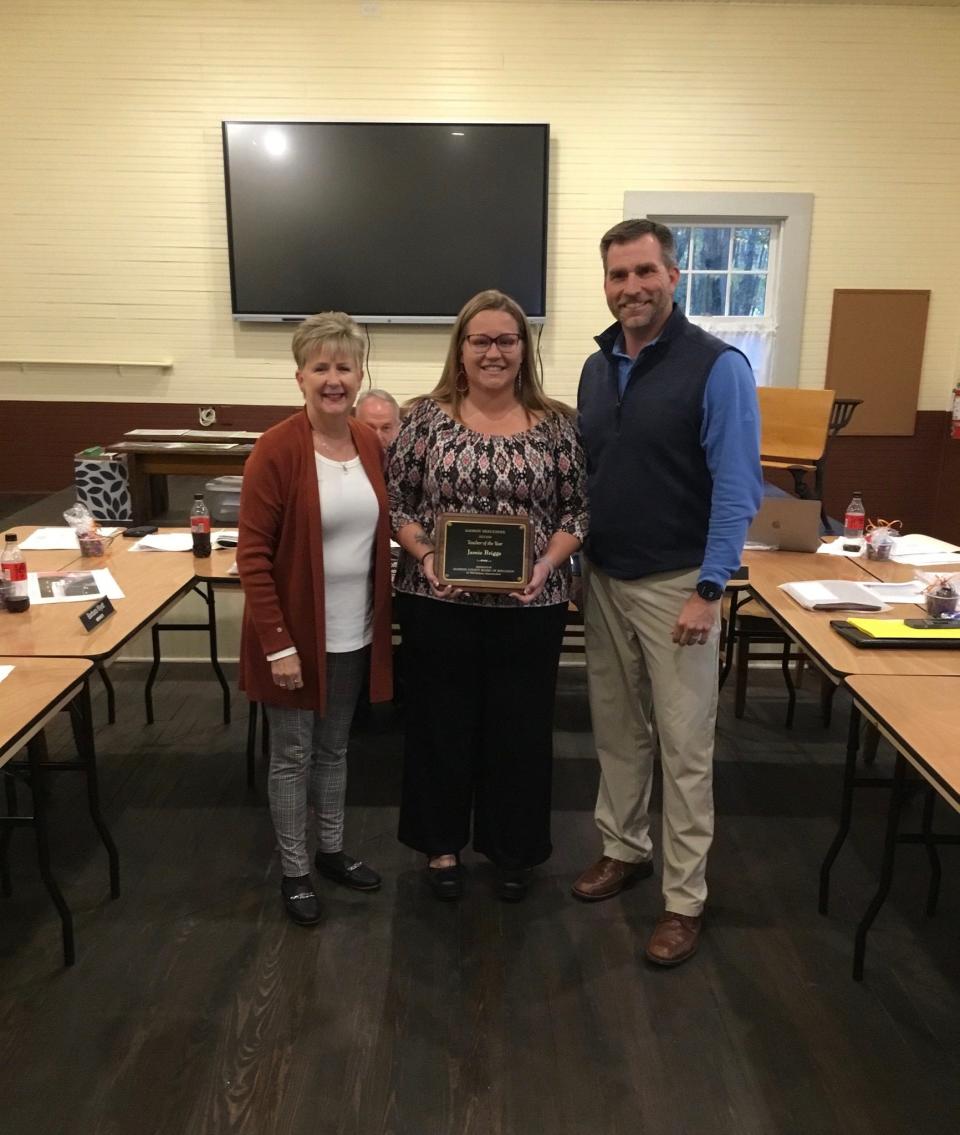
[222,121,550,323]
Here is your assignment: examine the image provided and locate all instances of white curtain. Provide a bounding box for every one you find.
[693,320,776,387]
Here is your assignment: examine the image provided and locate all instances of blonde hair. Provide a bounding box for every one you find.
[416,289,571,421]
[291,311,365,370]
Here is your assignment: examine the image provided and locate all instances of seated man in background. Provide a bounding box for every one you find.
[355,388,402,451]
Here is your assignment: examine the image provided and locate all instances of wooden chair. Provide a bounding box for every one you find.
[726,389,835,725]
[757,387,836,500]
[720,591,804,727]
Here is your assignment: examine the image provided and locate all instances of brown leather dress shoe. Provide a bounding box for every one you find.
[571,855,653,901]
[645,911,703,966]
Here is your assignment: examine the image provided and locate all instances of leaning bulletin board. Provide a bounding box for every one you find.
[824,289,929,436]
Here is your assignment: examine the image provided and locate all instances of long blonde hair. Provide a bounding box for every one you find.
[413,290,572,421]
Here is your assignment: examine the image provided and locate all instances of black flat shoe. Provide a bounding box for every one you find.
[281,875,322,926]
[315,850,381,892]
[497,868,531,903]
[426,861,463,901]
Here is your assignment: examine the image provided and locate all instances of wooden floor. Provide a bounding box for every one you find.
[1,665,959,1135]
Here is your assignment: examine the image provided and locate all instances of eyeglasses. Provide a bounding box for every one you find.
[463,333,524,353]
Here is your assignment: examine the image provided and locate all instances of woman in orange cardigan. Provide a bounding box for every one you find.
[238,312,393,926]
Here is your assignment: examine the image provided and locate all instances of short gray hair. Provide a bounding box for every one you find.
[356,388,400,414]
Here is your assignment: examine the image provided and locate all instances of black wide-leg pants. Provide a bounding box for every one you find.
[396,593,567,870]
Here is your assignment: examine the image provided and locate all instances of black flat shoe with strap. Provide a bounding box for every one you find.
[426,857,463,901]
[281,875,322,926]
[497,867,531,902]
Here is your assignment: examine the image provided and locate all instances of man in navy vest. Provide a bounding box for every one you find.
[573,219,762,966]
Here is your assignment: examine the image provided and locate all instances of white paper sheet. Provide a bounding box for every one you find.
[815,533,960,564]
[27,569,125,605]
[125,429,187,437]
[0,665,13,684]
[889,534,960,564]
[131,530,238,553]
[19,528,80,550]
[891,551,960,565]
[18,527,121,550]
[132,534,194,552]
[859,580,928,604]
[816,539,864,557]
[779,580,890,611]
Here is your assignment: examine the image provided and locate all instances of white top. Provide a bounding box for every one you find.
[315,452,379,652]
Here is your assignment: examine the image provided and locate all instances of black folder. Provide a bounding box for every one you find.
[830,620,960,650]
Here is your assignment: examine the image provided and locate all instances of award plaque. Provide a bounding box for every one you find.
[435,512,532,592]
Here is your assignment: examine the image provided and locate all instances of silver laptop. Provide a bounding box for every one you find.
[746,497,822,553]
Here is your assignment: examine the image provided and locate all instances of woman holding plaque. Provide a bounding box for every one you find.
[389,289,588,902]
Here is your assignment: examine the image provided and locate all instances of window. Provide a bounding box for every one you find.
[670,221,779,385]
[672,224,775,318]
[622,192,813,387]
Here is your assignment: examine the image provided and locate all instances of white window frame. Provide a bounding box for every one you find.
[672,221,779,323]
[622,192,814,387]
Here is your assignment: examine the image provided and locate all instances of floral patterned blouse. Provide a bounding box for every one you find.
[388,398,589,608]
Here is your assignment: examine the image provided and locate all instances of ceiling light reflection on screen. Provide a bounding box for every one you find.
[264,129,288,158]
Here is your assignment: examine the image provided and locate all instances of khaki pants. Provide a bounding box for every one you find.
[584,562,720,917]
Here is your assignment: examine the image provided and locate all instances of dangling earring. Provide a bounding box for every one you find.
[514,373,522,397]
[456,366,469,395]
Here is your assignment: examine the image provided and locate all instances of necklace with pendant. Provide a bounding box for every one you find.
[314,430,354,473]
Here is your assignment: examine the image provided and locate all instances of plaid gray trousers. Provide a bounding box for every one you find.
[264,648,367,877]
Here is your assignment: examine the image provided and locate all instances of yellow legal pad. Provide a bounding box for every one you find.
[847,618,960,639]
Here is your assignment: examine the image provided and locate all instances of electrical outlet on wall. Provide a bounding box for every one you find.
[198,406,217,427]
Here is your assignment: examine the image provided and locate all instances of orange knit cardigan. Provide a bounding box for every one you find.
[237,409,393,713]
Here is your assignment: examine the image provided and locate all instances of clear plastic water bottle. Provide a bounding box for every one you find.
[843,491,866,539]
[1,532,30,613]
[190,493,211,558]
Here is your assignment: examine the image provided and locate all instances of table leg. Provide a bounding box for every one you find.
[780,637,797,728]
[921,786,941,917]
[97,664,116,725]
[70,680,120,898]
[125,453,151,526]
[853,753,907,981]
[27,731,75,966]
[145,624,162,725]
[148,472,169,519]
[1,772,17,897]
[201,583,231,724]
[718,590,746,690]
[820,701,861,914]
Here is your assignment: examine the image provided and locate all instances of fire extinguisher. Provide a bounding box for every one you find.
[953,381,960,440]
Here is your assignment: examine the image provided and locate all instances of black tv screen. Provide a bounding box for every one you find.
[221,121,550,323]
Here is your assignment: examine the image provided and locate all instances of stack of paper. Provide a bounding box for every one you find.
[19,527,121,551]
[889,535,960,565]
[131,529,238,553]
[27,569,125,605]
[780,580,890,611]
[816,533,960,564]
[132,533,194,552]
[859,580,928,604]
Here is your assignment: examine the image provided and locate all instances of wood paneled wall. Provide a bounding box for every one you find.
[4,400,958,544]
[0,401,294,492]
